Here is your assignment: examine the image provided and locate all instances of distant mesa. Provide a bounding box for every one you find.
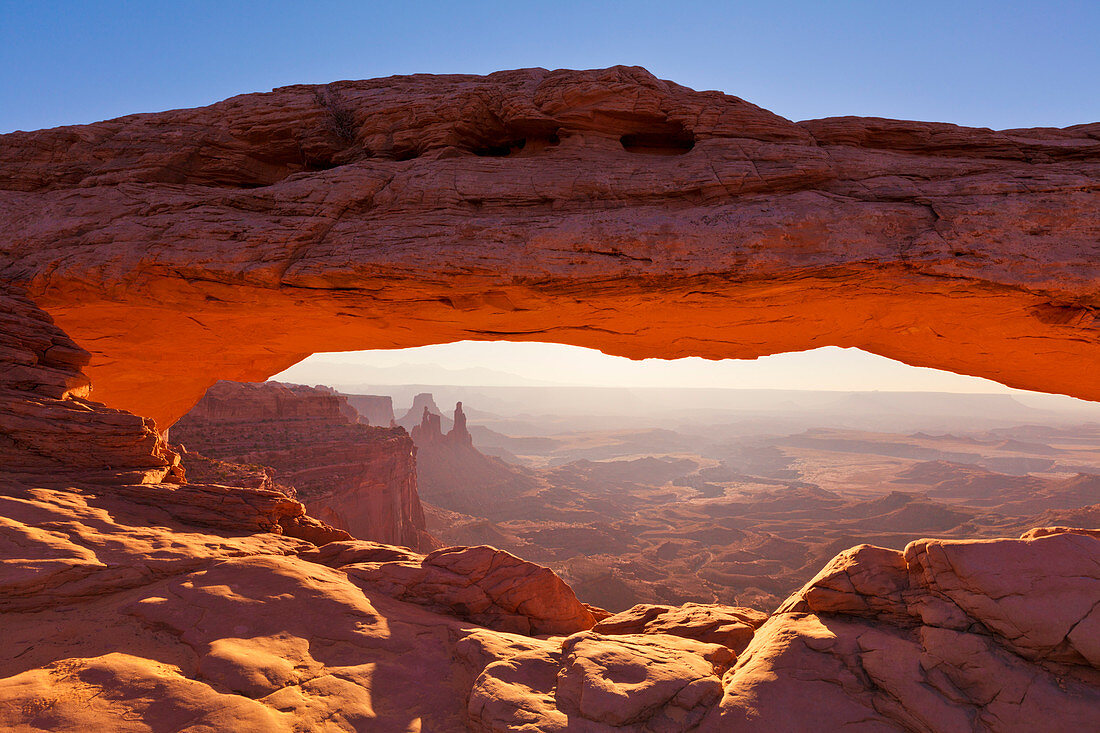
[396,392,452,432]
[344,393,396,426]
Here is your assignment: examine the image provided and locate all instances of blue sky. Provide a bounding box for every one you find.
[2,1,1098,133]
[4,1,1097,392]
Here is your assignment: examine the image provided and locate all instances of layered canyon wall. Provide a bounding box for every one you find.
[172,381,434,550]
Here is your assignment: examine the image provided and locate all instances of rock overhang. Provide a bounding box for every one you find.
[0,65,1097,428]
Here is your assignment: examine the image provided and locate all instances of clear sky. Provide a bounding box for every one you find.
[5,2,1097,392]
[2,1,1098,133]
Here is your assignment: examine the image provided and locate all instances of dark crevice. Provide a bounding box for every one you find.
[474,138,528,157]
[461,117,562,158]
[620,127,695,155]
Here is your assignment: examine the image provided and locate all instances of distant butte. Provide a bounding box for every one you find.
[0,66,1097,429]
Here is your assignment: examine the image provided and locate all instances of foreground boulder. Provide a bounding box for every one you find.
[706,531,1100,731]
[593,602,768,654]
[342,544,597,635]
[469,631,736,731]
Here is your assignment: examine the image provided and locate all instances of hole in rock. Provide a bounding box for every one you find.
[473,139,528,157]
[174,341,1100,616]
[620,128,695,155]
[461,120,561,158]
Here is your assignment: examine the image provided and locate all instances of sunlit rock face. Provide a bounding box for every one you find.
[0,285,177,483]
[1,66,1098,428]
[2,290,1100,730]
[172,380,434,550]
[706,533,1100,731]
[2,68,1100,731]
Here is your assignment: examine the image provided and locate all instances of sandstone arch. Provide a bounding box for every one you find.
[1,66,1097,428]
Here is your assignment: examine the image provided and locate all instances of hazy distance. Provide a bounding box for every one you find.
[274,343,1031,393]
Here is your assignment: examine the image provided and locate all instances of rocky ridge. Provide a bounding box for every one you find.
[0,67,1097,427]
[172,380,434,550]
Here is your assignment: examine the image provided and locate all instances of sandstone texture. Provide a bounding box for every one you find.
[708,533,1100,731]
[593,603,768,654]
[335,542,596,635]
[3,68,1100,731]
[0,67,1097,428]
[0,285,178,483]
[468,631,738,731]
[172,380,434,550]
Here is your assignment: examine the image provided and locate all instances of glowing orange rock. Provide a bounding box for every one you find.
[0,67,1096,429]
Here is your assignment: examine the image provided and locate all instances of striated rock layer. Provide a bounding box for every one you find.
[1,66,1098,427]
[172,380,434,550]
[0,285,178,484]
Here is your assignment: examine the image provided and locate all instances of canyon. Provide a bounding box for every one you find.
[1,67,1099,731]
[171,380,434,551]
[398,393,1100,612]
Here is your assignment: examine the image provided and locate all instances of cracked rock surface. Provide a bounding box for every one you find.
[1,67,1097,427]
[714,533,1100,731]
[2,68,1099,731]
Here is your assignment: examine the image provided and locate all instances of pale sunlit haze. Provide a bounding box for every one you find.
[273,343,1023,392]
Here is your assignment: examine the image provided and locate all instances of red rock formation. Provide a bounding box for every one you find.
[0,289,347,585]
[0,285,178,483]
[707,532,1100,730]
[3,326,1098,728]
[593,602,768,653]
[410,399,537,513]
[0,67,1097,429]
[467,528,1100,731]
[397,392,452,432]
[172,380,434,550]
[2,67,1100,730]
[336,543,597,635]
[345,393,396,426]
